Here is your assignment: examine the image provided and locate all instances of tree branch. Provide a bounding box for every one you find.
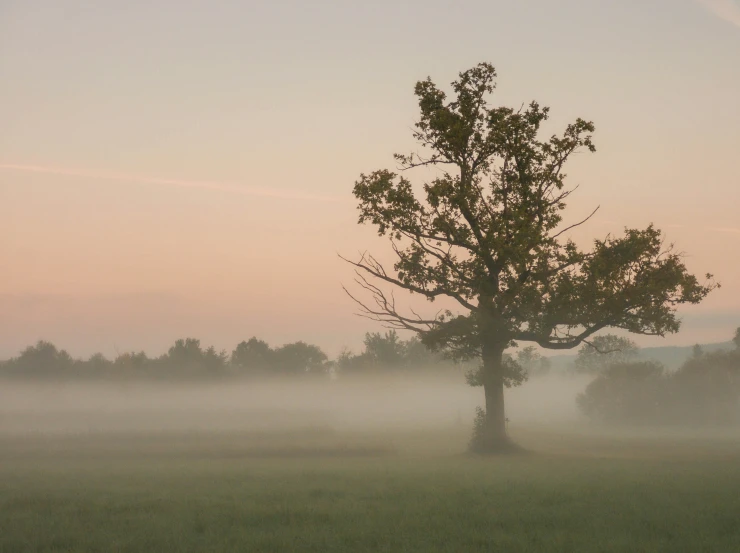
[340,251,478,312]
[341,276,438,334]
[514,321,612,350]
[551,205,600,240]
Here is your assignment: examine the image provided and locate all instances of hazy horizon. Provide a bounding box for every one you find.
[2,0,739,358]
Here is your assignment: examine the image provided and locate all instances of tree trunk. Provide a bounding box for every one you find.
[472,342,514,453]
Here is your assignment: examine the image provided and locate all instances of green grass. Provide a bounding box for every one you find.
[2,427,740,552]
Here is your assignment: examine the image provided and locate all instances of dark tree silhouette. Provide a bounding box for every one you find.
[578,328,740,426]
[5,340,74,375]
[271,342,328,376]
[343,62,717,452]
[164,338,205,372]
[114,351,150,371]
[336,331,450,375]
[362,330,406,369]
[231,337,274,373]
[577,361,666,424]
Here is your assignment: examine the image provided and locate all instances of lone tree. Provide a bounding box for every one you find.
[343,63,717,453]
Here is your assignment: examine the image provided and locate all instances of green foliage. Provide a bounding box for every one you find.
[0,337,330,380]
[692,344,705,358]
[114,351,149,371]
[573,334,639,374]
[337,330,454,375]
[468,406,489,452]
[363,330,406,368]
[516,346,551,377]
[335,348,369,374]
[578,329,740,425]
[159,338,228,375]
[203,346,229,372]
[403,335,445,368]
[348,61,716,362]
[670,348,740,425]
[271,342,328,376]
[231,338,273,372]
[577,361,667,424]
[465,355,527,388]
[85,352,112,373]
[1,340,74,375]
[167,338,204,366]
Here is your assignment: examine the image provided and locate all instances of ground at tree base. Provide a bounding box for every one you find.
[469,433,531,455]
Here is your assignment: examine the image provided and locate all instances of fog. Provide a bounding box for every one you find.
[0,373,593,436]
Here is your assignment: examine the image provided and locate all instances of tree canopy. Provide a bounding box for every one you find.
[344,62,717,451]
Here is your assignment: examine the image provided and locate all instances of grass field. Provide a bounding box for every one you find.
[2,425,740,553]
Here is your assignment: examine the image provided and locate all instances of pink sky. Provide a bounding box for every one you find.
[1,0,738,358]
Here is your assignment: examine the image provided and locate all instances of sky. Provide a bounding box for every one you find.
[1,0,739,359]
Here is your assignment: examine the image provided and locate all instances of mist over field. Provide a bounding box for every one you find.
[0,372,592,436]
[3,333,740,553]
[2,329,738,439]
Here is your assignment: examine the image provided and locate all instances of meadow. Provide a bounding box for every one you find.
[2,421,740,553]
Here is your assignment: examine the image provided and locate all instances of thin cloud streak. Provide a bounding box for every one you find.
[697,0,740,29]
[707,226,740,234]
[0,163,344,203]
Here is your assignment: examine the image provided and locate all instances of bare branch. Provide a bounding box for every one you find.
[339,251,478,312]
[551,205,600,240]
[341,280,436,334]
[580,339,623,355]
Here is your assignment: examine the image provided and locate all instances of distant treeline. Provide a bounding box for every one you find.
[578,328,740,426]
[0,331,469,380]
[5,327,740,427]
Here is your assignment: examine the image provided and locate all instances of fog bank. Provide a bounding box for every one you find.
[0,374,593,435]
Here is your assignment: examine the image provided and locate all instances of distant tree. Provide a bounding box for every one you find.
[363,330,406,369]
[203,346,228,373]
[670,346,740,425]
[573,335,639,375]
[166,338,204,368]
[403,335,446,369]
[155,338,226,376]
[8,340,74,375]
[231,338,274,373]
[692,344,705,358]
[335,347,370,374]
[337,332,451,376]
[84,352,112,374]
[515,346,551,378]
[113,351,150,372]
[343,62,717,452]
[578,328,740,426]
[271,342,329,376]
[733,327,740,349]
[577,361,666,424]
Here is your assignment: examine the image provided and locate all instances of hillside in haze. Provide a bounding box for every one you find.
[547,340,736,372]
